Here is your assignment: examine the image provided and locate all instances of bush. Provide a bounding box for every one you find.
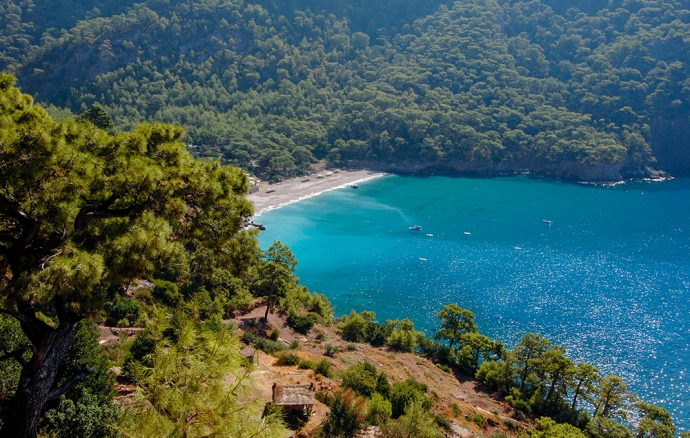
[436,363,451,373]
[507,396,532,414]
[316,332,326,341]
[451,402,461,417]
[347,343,358,351]
[321,390,367,438]
[386,319,420,352]
[152,279,182,307]
[380,399,441,438]
[324,343,337,356]
[108,297,142,327]
[275,353,300,366]
[472,414,486,429]
[270,329,280,341]
[367,393,392,426]
[390,379,432,418]
[503,419,516,430]
[287,312,315,334]
[289,340,300,350]
[117,318,130,328]
[315,359,333,378]
[367,323,393,347]
[432,412,452,432]
[133,288,154,307]
[298,360,316,370]
[242,332,286,354]
[341,362,379,396]
[339,310,371,342]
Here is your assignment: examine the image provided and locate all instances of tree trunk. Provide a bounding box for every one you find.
[0,319,81,438]
[264,302,270,320]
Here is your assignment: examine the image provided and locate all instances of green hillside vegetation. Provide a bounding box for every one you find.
[337,305,685,438]
[0,76,686,436]
[1,0,689,180]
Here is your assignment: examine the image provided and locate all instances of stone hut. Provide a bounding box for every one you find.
[272,382,315,417]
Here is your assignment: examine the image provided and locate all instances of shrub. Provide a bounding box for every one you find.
[507,397,532,414]
[315,359,333,378]
[117,318,130,328]
[270,329,280,341]
[503,419,516,430]
[339,310,370,342]
[242,332,286,354]
[133,288,154,307]
[152,279,182,307]
[289,340,300,350]
[108,297,142,327]
[275,353,300,366]
[390,379,432,418]
[287,312,315,334]
[472,414,486,429]
[316,332,326,341]
[321,390,367,438]
[436,363,452,373]
[452,402,461,417]
[341,362,379,396]
[386,319,420,352]
[298,360,316,370]
[347,343,358,351]
[324,343,337,356]
[366,393,392,426]
[380,399,440,438]
[432,412,452,431]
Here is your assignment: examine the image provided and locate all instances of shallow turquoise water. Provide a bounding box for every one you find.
[257,175,690,429]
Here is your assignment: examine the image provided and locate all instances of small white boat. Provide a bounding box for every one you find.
[464,232,471,235]
[514,246,523,250]
[419,257,427,261]
[543,220,552,224]
[426,233,433,237]
[409,225,422,231]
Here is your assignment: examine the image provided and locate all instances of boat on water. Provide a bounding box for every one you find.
[426,233,434,237]
[409,225,422,231]
[543,219,552,224]
[464,232,471,235]
[514,246,522,250]
[419,257,427,261]
[351,184,359,189]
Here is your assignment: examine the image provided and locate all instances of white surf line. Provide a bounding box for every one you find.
[253,173,390,216]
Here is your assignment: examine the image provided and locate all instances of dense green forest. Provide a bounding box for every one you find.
[1,0,689,180]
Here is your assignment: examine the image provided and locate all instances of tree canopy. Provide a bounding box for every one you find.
[1,0,689,179]
[0,73,255,437]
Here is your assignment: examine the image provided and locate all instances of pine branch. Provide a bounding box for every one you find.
[0,345,32,366]
[47,368,98,401]
[0,308,40,327]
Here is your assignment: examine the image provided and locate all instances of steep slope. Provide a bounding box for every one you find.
[5,0,690,179]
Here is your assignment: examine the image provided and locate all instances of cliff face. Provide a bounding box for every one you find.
[650,114,690,175]
[348,158,668,183]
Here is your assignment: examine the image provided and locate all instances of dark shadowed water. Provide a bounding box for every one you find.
[257,175,690,429]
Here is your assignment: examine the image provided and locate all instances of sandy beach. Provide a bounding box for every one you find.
[247,169,389,215]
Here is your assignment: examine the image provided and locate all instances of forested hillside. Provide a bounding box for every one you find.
[2,0,689,180]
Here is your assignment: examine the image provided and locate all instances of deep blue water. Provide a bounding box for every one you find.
[257,175,690,429]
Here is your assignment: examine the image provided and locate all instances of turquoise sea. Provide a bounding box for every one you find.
[257,175,690,430]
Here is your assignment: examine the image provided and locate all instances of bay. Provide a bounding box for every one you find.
[257,174,690,430]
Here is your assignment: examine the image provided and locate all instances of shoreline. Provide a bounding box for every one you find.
[247,170,389,216]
